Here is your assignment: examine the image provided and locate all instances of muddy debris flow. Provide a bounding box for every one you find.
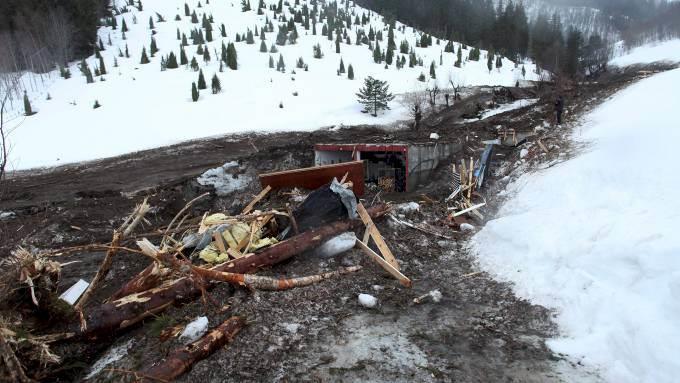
[0,65,672,382]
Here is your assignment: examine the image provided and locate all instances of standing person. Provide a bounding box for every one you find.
[413,105,422,130]
[445,93,450,107]
[554,95,565,125]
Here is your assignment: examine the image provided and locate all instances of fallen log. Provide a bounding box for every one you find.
[77,204,389,339]
[107,261,172,302]
[137,316,245,382]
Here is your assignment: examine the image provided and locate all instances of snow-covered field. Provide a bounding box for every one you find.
[610,39,680,67]
[4,0,536,170]
[472,67,680,382]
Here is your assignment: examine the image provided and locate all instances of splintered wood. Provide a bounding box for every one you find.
[355,203,412,287]
[241,185,272,215]
[446,156,487,223]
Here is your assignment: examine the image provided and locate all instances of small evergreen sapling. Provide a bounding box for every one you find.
[347,64,354,80]
[356,76,394,117]
[192,82,199,102]
[23,91,35,116]
[211,73,221,94]
[140,47,150,64]
[197,69,207,89]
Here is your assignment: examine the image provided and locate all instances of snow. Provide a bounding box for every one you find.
[5,0,538,170]
[610,39,680,67]
[196,161,250,196]
[358,293,378,308]
[179,316,209,343]
[466,98,539,122]
[394,202,420,214]
[85,339,134,379]
[315,232,357,258]
[427,289,443,303]
[472,68,680,383]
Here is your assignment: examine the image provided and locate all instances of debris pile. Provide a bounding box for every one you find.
[0,175,411,381]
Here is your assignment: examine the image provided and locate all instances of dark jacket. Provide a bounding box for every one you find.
[555,96,564,113]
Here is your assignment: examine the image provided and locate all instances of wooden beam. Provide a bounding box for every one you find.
[356,240,412,287]
[357,203,399,270]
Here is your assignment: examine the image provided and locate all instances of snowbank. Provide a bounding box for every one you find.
[472,68,680,383]
[610,39,680,67]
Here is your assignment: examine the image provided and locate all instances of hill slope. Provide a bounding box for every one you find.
[6,0,537,170]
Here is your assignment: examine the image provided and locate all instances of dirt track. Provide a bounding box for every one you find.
[0,64,671,382]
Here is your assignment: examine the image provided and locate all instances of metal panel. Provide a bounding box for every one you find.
[259,161,365,196]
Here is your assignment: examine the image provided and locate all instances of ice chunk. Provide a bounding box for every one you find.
[179,316,209,343]
[316,232,357,258]
[197,162,252,196]
[358,293,378,308]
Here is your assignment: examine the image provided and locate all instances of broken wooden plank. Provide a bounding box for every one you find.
[241,185,272,215]
[537,139,550,154]
[355,240,412,288]
[259,161,365,196]
[356,203,399,270]
[450,202,486,217]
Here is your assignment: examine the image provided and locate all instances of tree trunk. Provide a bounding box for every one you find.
[137,316,245,382]
[78,204,389,339]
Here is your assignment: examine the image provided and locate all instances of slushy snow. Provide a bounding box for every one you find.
[4,0,537,170]
[472,67,680,383]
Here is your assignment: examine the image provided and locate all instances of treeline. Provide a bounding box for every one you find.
[356,0,608,77]
[355,0,526,58]
[0,0,109,72]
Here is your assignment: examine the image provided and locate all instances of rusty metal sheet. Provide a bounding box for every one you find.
[259,161,365,196]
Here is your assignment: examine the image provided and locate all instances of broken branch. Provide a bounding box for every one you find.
[138,317,245,382]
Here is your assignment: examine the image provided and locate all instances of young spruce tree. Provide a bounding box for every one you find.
[197,69,207,89]
[356,76,394,117]
[211,73,221,94]
[192,82,199,102]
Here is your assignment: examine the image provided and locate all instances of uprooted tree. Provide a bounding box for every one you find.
[356,76,395,117]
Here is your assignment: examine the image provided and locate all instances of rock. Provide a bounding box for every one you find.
[460,223,475,232]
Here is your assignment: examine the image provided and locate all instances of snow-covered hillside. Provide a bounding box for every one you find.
[610,39,680,67]
[5,0,537,170]
[472,65,680,381]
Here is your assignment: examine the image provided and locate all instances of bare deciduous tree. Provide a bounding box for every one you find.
[426,80,440,110]
[0,33,23,182]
